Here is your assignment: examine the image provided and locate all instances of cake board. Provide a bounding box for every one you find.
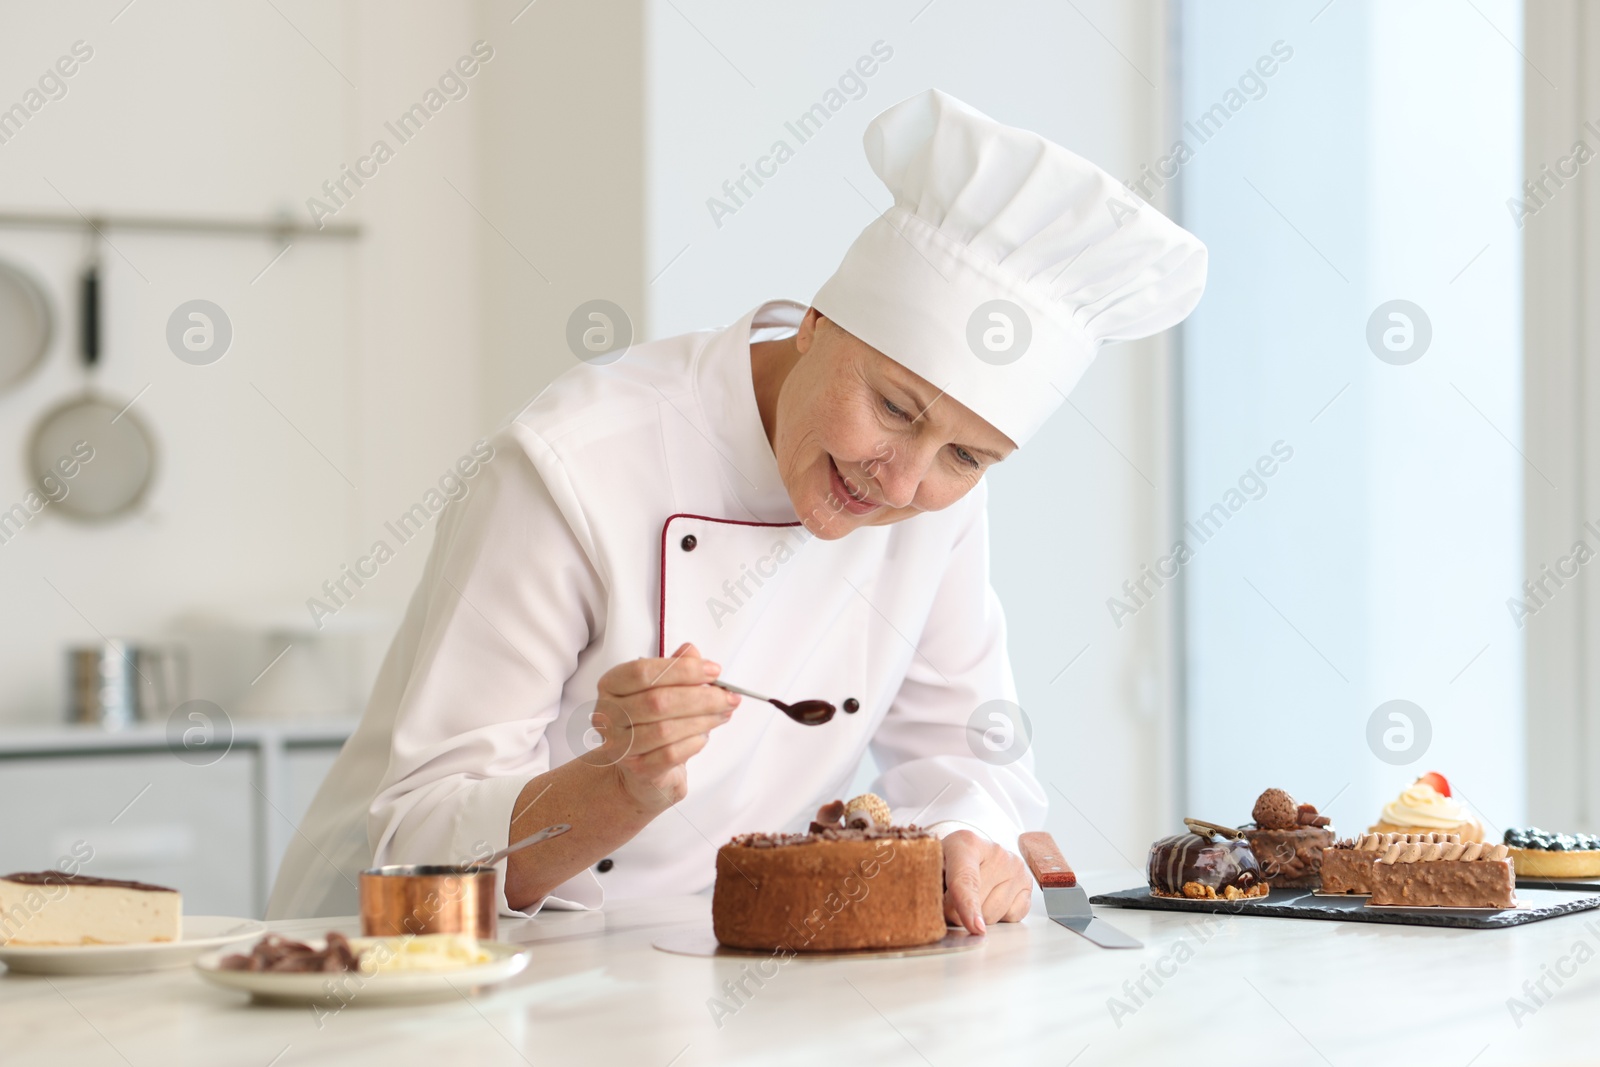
[1089,885,1600,929]
[652,925,984,960]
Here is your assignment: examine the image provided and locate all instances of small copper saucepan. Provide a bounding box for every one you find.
[359,823,571,941]
[359,864,499,939]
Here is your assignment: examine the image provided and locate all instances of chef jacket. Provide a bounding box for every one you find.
[268,299,1048,920]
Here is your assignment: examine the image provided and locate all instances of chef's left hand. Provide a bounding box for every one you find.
[942,829,1032,935]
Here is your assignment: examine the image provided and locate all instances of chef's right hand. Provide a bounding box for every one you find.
[590,642,738,813]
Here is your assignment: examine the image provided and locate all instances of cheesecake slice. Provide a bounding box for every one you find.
[0,872,181,946]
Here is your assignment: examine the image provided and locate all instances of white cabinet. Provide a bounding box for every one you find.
[0,722,352,918]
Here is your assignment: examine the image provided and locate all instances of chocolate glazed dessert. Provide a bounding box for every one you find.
[711,794,947,952]
[1147,820,1269,900]
[1241,788,1335,889]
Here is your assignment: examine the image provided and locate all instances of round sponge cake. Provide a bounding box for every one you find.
[712,828,946,952]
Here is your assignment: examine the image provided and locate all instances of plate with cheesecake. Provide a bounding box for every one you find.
[1090,779,1600,929]
[0,871,263,975]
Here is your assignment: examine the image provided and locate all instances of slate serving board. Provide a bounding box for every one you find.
[1517,874,1600,893]
[1088,885,1600,929]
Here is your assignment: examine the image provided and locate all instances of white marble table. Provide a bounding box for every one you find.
[6,871,1598,1066]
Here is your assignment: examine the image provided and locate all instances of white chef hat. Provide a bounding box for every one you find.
[812,89,1207,447]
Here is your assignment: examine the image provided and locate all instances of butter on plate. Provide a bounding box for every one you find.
[353,933,493,974]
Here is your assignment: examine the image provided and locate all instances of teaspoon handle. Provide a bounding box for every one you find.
[486,823,571,867]
[709,679,778,705]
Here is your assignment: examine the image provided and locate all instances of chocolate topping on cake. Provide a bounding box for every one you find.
[1296,803,1332,828]
[845,793,892,830]
[2,871,177,893]
[809,800,848,834]
[731,826,934,848]
[1183,818,1246,840]
[1251,789,1300,830]
[806,793,896,835]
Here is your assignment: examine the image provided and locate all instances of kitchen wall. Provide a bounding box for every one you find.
[1,0,1177,872]
[0,0,489,721]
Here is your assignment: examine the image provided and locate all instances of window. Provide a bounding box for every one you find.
[1179,1,1525,828]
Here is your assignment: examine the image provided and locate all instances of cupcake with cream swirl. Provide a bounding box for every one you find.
[1368,772,1483,843]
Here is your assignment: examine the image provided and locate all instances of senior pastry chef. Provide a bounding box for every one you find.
[269,89,1206,933]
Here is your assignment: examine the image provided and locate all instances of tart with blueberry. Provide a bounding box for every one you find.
[1503,827,1600,879]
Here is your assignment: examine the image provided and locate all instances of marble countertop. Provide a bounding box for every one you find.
[8,873,1597,1066]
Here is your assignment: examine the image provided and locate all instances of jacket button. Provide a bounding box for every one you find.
[680,535,697,551]
[597,858,614,873]
[843,698,859,713]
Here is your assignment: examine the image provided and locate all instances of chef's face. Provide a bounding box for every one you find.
[774,311,1016,539]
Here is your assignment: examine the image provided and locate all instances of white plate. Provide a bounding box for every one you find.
[0,916,266,975]
[194,937,530,1005]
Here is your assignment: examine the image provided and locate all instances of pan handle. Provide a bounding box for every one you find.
[80,263,99,369]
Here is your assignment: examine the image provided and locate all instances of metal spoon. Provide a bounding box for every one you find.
[483,823,571,867]
[711,680,840,726]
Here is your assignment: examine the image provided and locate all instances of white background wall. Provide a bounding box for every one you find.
[0,0,1187,872]
[642,0,1181,868]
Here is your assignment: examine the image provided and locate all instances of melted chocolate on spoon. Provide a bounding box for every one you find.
[772,699,836,726]
[711,680,861,727]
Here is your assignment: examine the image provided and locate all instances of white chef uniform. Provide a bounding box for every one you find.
[270,298,1041,919]
[269,88,1205,920]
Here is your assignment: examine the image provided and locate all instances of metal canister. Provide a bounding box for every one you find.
[67,641,138,729]
[66,641,188,728]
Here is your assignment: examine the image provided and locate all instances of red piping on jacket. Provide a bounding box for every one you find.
[657,512,804,657]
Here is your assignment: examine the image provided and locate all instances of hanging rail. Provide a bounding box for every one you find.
[0,210,360,240]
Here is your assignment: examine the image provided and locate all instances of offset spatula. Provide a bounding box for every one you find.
[1019,831,1142,949]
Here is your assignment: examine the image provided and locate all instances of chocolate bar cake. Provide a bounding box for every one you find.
[711,794,947,951]
[1366,839,1515,908]
[1321,832,1460,895]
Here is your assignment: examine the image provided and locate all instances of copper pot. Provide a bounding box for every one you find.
[359,864,497,940]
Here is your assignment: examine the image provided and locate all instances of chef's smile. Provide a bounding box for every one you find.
[754,313,1019,540]
[827,455,877,513]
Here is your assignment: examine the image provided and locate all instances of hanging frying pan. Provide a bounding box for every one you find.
[0,256,53,393]
[27,241,157,522]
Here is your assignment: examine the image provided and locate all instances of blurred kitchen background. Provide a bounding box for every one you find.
[0,0,1589,918]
